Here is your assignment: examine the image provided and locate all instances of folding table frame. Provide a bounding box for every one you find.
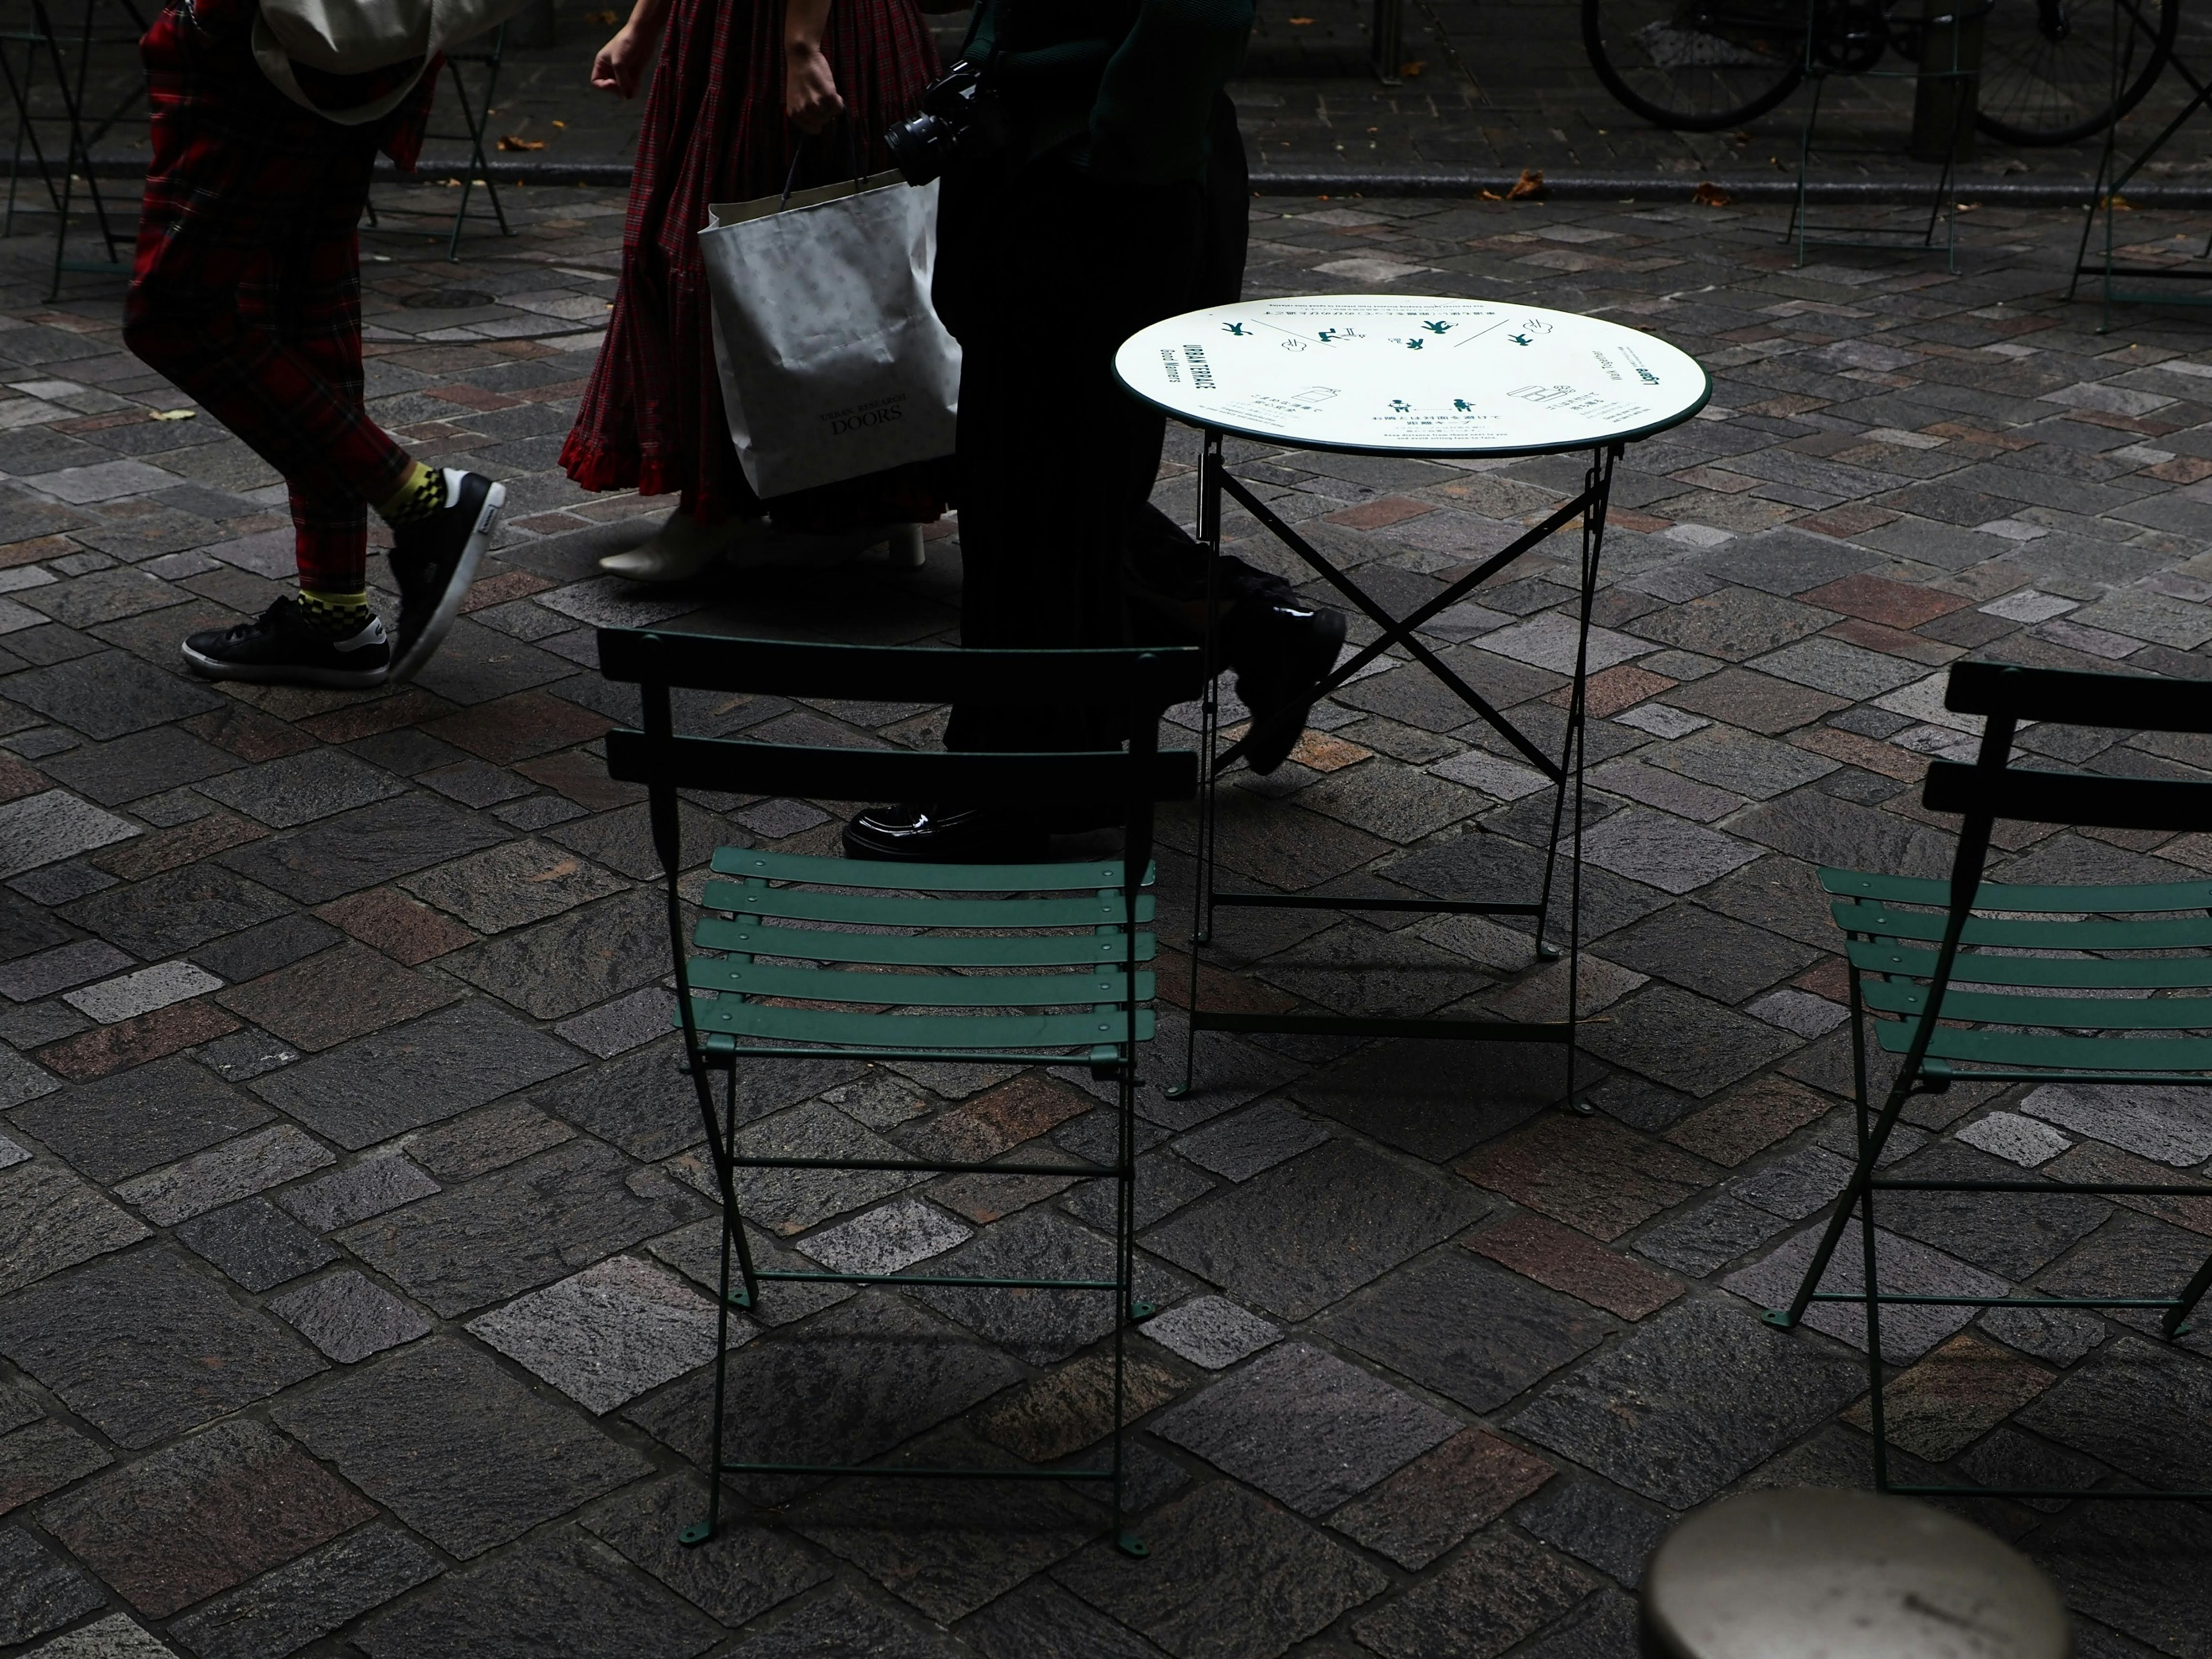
[2,0,147,300]
[1171,431,1622,1108]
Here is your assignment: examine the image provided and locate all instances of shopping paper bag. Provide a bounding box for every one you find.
[699,170,960,499]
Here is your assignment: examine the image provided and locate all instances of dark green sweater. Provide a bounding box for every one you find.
[962,0,1253,185]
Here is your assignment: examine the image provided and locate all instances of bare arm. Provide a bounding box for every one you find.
[785,0,844,134]
[591,0,670,97]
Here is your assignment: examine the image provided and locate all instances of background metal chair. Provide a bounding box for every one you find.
[597,627,1202,1559]
[362,25,510,262]
[1767,659,2212,1500]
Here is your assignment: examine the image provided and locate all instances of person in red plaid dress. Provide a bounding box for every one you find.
[126,0,506,688]
[566,0,949,581]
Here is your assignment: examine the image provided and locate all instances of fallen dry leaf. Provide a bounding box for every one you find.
[498,134,546,151]
[1399,59,1425,76]
[585,7,619,22]
[1287,14,1313,21]
[1506,167,1547,200]
[149,408,196,421]
[1692,181,1733,207]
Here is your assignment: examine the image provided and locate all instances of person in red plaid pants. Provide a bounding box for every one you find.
[125,0,506,688]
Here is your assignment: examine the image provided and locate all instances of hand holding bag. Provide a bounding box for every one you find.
[252,0,531,123]
[697,165,961,500]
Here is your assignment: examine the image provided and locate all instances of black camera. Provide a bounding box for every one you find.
[884,60,1007,187]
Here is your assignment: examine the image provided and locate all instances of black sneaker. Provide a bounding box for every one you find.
[1226,595,1348,775]
[842,802,1048,863]
[180,596,391,688]
[388,468,505,681]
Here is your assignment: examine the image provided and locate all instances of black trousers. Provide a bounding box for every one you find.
[937,99,1248,753]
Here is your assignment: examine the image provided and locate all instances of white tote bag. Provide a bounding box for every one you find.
[699,170,960,501]
[253,0,531,124]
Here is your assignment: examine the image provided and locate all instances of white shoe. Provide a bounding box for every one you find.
[882,524,926,569]
[597,512,762,583]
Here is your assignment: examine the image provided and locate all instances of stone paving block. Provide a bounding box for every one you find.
[62,862,291,961]
[2021,1081,2212,1167]
[5,652,222,738]
[1955,1426,2106,1513]
[957,1578,1169,1659]
[921,1206,1182,1368]
[800,1196,971,1277]
[0,791,139,880]
[0,1420,111,1518]
[1324,1250,1611,1412]
[1352,1526,1597,1659]
[398,836,627,933]
[1459,1114,1709,1242]
[1060,1149,1214,1233]
[723,1582,967,1659]
[168,1522,442,1659]
[1577,810,1759,896]
[1660,1076,1832,1168]
[314,885,477,964]
[215,943,459,1052]
[0,1161,150,1296]
[0,1248,321,1447]
[268,1270,434,1363]
[0,1527,107,1645]
[1976,1303,2107,1367]
[1145,1139,1489,1320]
[281,1153,439,1232]
[555,984,672,1056]
[1874,1141,2110,1280]
[0,1048,60,1111]
[1841,1331,2056,1463]
[355,1534,718,1659]
[582,1474,831,1628]
[527,1040,707,1162]
[39,1418,373,1618]
[2016,1334,2212,1490]
[1512,1300,1867,1508]
[1138,1295,1282,1372]
[1516,1479,1672,1589]
[403,1097,574,1180]
[1054,1480,1387,1659]
[185,914,341,986]
[900,1071,1096,1162]
[2031,1501,2212,1659]
[0,939,132,1003]
[1464,1211,1683,1319]
[1722,1224,2009,1361]
[443,887,665,1019]
[1631,1191,1792,1278]
[716,1100,926,1238]
[623,1293,1024,1485]
[1957,1110,2073,1167]
[1581,983,1800,1099]
[1728,1145,1854,1221]
[195,749,404,829]
[272,1337,649,1559]
[218,792,507,904]
[1506,1589,1641,1659]
[113,1124,334,1226]
[976,1350,1186,1465]
[1328,1427,1555,1571]
[40,728,240,807]
[467,1254,726,1412]
[174,1195,337,1291]
[789,1427,1106,1623]
[1153,1340,1456,1516]
[1172,1103,1331,1182]
[342,1136,702,1316]
[252,998,579,1149]
[16,1611,178,1656]
[16,1055,272,1185]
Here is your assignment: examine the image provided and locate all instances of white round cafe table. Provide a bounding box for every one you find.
[1116,296,1710,1100]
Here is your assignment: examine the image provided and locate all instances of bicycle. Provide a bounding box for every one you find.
[1583,0,2176,144]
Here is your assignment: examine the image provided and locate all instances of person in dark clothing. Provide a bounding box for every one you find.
[843,0,1345,861]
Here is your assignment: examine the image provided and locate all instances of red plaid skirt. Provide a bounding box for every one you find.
[560,0,947,529]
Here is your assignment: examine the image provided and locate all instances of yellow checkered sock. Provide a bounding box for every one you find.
[376,462,446,527]
[297,587,373,636]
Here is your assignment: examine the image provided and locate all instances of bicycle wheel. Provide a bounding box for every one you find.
[1584,0,1807,131]
[1976,0,2176,146]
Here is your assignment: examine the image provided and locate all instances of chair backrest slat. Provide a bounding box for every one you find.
[598,628,1205,707]
[1924,761,2212,833]
[606,729,1198,804]
[1945,660,2212,732]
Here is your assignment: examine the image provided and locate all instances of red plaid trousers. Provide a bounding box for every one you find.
[124,1,432,590]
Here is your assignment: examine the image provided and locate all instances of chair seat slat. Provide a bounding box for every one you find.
[687,957,1156,1008]
[1863,979,2212,1031]
[1835,902,2212,951]
[710,846,1156,892]
[694,916,1154,967]
[1821,868,2212,912]
[686,1001,1156,1049]
[1873,1020,2212,1071]
[702,880,1154,928]
[1847,938,2212,990]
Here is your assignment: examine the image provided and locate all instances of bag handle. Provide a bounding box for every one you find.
[252,14,427,124]
[778,123,866,209]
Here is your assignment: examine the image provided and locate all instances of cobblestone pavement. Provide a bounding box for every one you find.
[9,182,2212,1657]
[22,0,2212,194]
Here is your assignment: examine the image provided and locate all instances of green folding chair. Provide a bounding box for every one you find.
[597,627,1202,1558]
[1768,660,2212,1501]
